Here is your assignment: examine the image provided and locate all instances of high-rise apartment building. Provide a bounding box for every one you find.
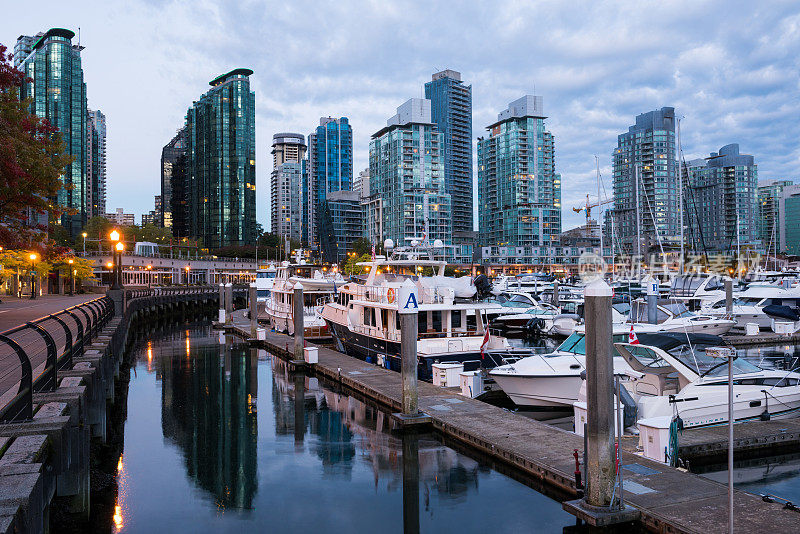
[16,28,88,237]
[758,179,793,253]
[318,190,364,263]
[477,96,561,249]
[105,208,135,227]
[685,144,757,252]
[307,117,353,248]
[779,184,800,255]
[611,107,678,254]
[270,133,307,243]
[161,128,188,232]
[425,69,473,241]
[184,69,256,248]
[369,99,451,247]
[87,109,107,218]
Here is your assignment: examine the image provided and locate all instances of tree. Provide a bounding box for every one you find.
[0,43,73,248]
[341,253,372,276]
[350,237,374,257]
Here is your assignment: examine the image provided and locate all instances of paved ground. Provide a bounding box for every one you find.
[0,294,99,333]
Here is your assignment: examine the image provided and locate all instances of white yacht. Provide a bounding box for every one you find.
[489,332,633,409]
[612,334,800,428]
[625,300,736,336]
[704,285,800,329]
[492,273,555,295]
[321,253,512,381]
[668,274,727,309]
[265,262,341,337]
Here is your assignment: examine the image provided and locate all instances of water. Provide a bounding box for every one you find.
[111,326,577,533]
[696,453,800,504]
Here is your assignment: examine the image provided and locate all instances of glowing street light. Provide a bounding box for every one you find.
[29,253,37,300]
[68,258,75,296]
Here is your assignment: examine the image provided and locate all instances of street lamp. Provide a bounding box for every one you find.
[184,265,190,286]
[113,241,125,290]
[68,258,74,296]
[146,264,152,288]
[81,232,87,255]
[29,253,37,299]
[109,230,122,290]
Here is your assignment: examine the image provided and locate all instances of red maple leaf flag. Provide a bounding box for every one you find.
[629,324,639,345]
[480,327,491,358]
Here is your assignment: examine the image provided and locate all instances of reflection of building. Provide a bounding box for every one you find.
[161,341,258,510]
[269,358,481,496]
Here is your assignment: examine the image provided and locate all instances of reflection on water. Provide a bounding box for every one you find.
[696,452,800,505]
[114,326,574,533]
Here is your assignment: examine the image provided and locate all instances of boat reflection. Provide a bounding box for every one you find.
[157,336,259,512]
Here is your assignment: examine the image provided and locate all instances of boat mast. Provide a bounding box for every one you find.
[635,163,641,261]
[677,117,685,274]
[596,156,603,255]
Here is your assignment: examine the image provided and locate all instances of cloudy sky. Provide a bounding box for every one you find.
[3,0,799,231]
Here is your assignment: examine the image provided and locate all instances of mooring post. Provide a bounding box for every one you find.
[644,275,658,324]
[584,277,615,507]
[553,279,560,308]
[725,278,733,316]
[249,282,258,337]
[293,282,305,361]
[400,279,420,416]
[224,282,233,325]
[218,283,225,323]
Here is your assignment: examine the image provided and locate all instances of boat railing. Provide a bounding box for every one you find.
[347,283,448,305]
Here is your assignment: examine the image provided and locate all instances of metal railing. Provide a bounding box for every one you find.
[0,296,114,423]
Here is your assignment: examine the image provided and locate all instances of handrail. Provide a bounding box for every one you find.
[0,296,111,423]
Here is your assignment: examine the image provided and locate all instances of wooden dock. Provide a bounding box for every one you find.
[222,314,799,533]
[725,330,800,347]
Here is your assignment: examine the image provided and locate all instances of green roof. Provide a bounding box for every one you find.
[209,68,253,86]
[33,28,75,50]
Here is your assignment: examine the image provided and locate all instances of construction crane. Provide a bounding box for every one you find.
[573,194,613,228]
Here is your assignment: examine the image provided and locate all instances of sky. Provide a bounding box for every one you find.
[3,0,799,232]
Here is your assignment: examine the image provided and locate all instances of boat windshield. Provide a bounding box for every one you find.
[556,333,627,356]
[661,303,693,318]
[667,345,762,377]
[257,271,277,279]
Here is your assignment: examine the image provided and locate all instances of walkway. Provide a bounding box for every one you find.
[0,294,98,332]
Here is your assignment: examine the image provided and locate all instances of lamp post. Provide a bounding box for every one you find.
[114,241,125,289]
[29,253,37,300]
[185,266,190,286]
[68,258,74,296]
[109,230,120,289]
[146,264,152,288]
[81,232,87,255]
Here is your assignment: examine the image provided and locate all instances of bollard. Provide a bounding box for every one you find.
[399,279,420,416]
[293,283,305,361]
[725,278,733,316]
[224,282,233,325]
[584,277,616,508]
[249,282,258,337]
[219,283,226,323]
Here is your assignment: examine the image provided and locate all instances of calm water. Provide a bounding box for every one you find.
[696,453,800,504]
[111,326,577,533]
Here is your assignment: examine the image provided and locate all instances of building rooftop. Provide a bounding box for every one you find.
[32,28,75,49]
[209,68,253,87]
[488,95,545,128]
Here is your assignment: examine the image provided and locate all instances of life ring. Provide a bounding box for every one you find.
[387,288,396,303]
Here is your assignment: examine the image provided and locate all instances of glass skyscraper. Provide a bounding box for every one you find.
[611,107,678,254]
[685,144,758,252]
[477,96,561,248]
[318,190,364,263]
[270,133,306,242]
[185,69,256,248]
[307,117,353,248]
[425,70,473,242]
[369,99,451,247]
[758,179,793,253]
[16,28,88,237]
[161,128,188,232]
[87,109,106,218]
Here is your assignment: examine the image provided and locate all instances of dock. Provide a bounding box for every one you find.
[220,312,800,533]
[725,330,800,347]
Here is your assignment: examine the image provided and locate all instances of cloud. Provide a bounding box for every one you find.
[2,0,798,233]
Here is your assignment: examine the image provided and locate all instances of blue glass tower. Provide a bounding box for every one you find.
[425,70,473,242]
[307,117,353,248]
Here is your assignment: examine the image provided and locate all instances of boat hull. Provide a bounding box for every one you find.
[489,373,581,409]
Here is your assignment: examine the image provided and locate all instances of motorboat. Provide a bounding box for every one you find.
[492,273,555,295]
[612,333,800,428]
[265,262,341,336]
[668,273,727,310]
[625,300,735,336]
[490,302,560,335]
[321,250,512,381]
[703,285,800,329]
[489,331,633,409]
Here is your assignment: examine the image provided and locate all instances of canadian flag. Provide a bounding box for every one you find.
[480,328,491,358]
[629,324,639,345]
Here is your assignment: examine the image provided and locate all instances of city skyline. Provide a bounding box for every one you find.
[2,1,799,232]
